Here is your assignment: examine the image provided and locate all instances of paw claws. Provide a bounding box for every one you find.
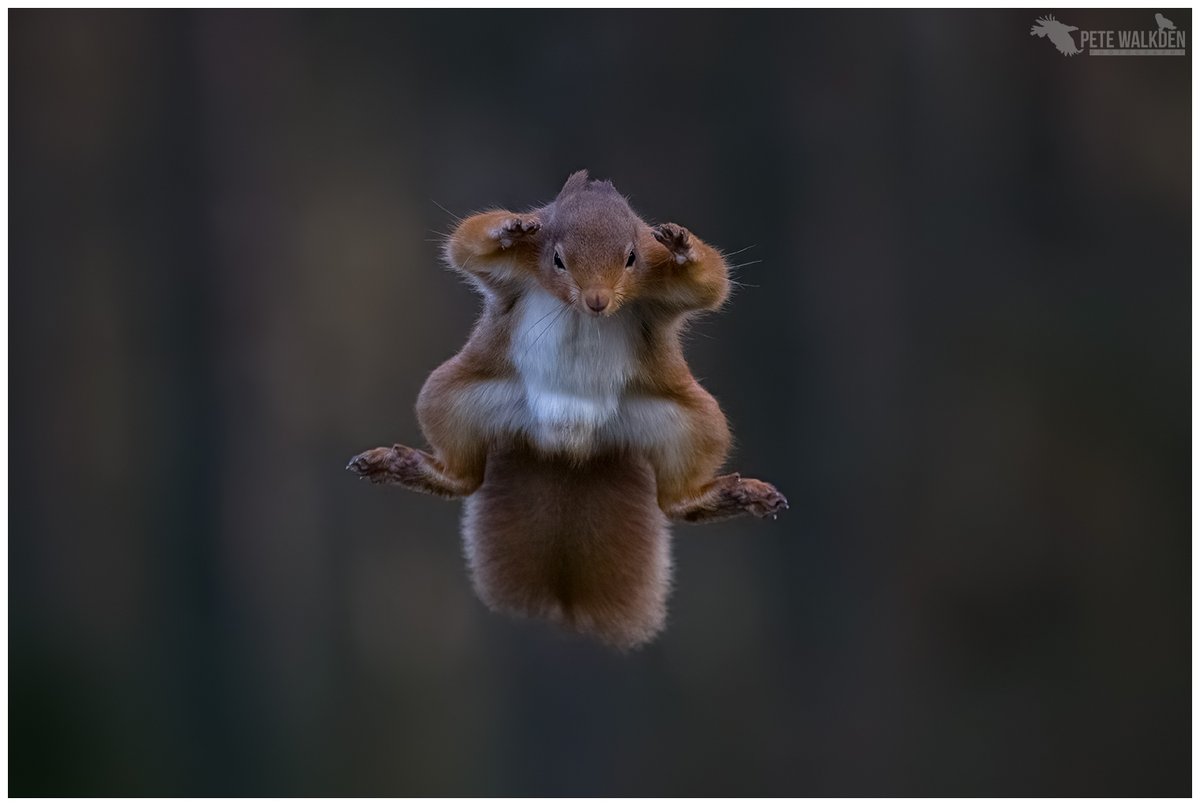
[732,477,789,519]
[492,216,542,248]
[653,223,695,265]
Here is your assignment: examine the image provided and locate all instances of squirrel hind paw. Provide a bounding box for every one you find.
[734,478,789,519]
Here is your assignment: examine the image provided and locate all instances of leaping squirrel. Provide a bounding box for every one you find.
[348,170,787,649]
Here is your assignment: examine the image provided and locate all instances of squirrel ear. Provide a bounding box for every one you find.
[559,169,590,197]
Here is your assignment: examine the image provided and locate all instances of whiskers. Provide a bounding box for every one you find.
[717,245,762,291]
[727,257,763,291]
[431,199,463,224]
[427,200,462,247]
[611,286,630,311]
[517,296,568,345]
[521,300,572,361]
[721,243,758,260]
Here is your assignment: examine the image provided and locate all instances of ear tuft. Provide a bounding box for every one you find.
[559,169,590,197]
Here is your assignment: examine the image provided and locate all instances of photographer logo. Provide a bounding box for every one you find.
[1031,12,1186,56]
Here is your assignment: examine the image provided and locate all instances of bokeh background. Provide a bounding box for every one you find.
[9,9,1191,796]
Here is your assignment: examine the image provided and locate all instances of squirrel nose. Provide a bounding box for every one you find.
[585,291,611,313]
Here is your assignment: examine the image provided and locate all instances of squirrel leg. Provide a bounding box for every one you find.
[345,353,503,500]
[662,473,789,523]
[346,444,481,498]
[648,387,787,522]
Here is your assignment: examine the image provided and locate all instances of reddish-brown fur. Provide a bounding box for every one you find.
[464,445,670,649]
[349,170,786,648]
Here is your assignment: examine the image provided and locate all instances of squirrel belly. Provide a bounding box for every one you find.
[509,285,639,456]
[462,444,671,649]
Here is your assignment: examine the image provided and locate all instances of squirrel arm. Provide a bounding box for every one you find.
[443,210,543,286]
[635,223,731,313]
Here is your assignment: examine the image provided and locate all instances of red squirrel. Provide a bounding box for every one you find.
[348,170,787,649]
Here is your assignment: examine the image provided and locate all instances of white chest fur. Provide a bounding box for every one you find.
[509,288,638,453]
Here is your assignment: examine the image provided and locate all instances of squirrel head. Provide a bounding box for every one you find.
[537,170,643,317]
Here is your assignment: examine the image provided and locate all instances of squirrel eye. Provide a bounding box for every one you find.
[553,251,566,272]
[625,250,636,268]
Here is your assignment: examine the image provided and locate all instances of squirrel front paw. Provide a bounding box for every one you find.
[652,223,697,265]
[488,216,542,249]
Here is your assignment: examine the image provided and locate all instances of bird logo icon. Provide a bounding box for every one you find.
[1156,13,1176,31]
[1030,14,1082,56]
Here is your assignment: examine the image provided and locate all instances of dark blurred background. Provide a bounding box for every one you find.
[9,9,1191,796]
